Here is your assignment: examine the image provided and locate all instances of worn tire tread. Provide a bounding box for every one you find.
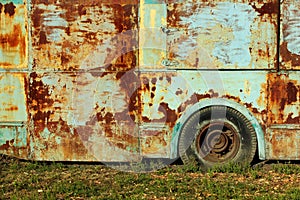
[179,106,257,168]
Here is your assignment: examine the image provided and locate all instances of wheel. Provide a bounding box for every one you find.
[179,106,257,169]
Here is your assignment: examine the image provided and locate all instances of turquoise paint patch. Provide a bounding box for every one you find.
[0,0,24,5]
[15,126,27,147]
[0,74,28,122]
[144,0,163,4]
[55,136,62,145]
[0,127,15,145]
[40,127,51,140]
[179,2,257,67]
[0,126,27,147]
[170,123,182,159]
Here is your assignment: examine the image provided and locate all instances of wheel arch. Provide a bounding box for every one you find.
[170,98,266,161]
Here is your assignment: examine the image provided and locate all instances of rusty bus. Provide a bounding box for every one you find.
[0,0,299,169]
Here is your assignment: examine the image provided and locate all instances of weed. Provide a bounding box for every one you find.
[272,163,300,175]
[207,162,252,175]
[285,188,300,199]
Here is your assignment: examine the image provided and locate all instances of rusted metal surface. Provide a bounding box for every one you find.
[28,0,140,161]
[268,73,300,124]
[265,0,300,159]
[266,72,300,159]
[0,73,27,121]
[280,0,300,69]
[31,0,138,71]
[0,125,28,158]
[0,0,27,68]
[166,0,278,69]
[0,0,300,162]
[266,125,300,159]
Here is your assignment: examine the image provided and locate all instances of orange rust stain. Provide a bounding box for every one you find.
[158,102,178,127]
[280,42,300,68]
[95,112,115,137]
[31,2,138,70]
[251,2,279,16]
[142,135,168,155]
[32,7,43,28]
[111,4,138,33]
[167,3,192,28]
[38,31,48,45]
[268,131,297,159]
[179,93,211,112]
[31,119,91,161]
[110,131,138,151]
[92,110,139,152]
[31,0,138,71]
[257,82,267,107]
[4,106,18,111]
[0,3,27,67]
[0,140,13,150]
[285,113,300,124]
[219,94,268,125]
[0,135,28,158]
[4,2,16,16]
[59,121,89,160]
[140,128,171,157]
[0,24,26,61]
[0,25,21,47]
[268,73,300,124]
[29,73,55,132]
[118,70,139,121]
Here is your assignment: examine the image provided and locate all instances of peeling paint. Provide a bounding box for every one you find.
[0,73,27,121]
[166,1,277,69]
[266,126,300,159]
[280,0,300,69]
[0,0,27,68]
[268,73,300,124]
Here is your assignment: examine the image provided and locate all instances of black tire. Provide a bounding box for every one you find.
[179,106,257,169]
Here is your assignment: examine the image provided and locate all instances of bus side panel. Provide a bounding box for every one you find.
[166,0,278,70]
[30,0,138,71]
[268,73,300,125]
[28,72,141,162]
[28,1,140,161]
[280,0,300,70]
[0,0,27,68]
[266,126,300,159]
[266,72,300,159]
[0,73,28,157]
[0,125,28,158]
[0,0,29,158]
[0,73,27,122]
[139,71,269,158]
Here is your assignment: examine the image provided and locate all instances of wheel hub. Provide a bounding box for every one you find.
[196,121,240,163]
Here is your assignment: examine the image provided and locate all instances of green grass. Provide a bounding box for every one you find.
[1,157,300,199]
